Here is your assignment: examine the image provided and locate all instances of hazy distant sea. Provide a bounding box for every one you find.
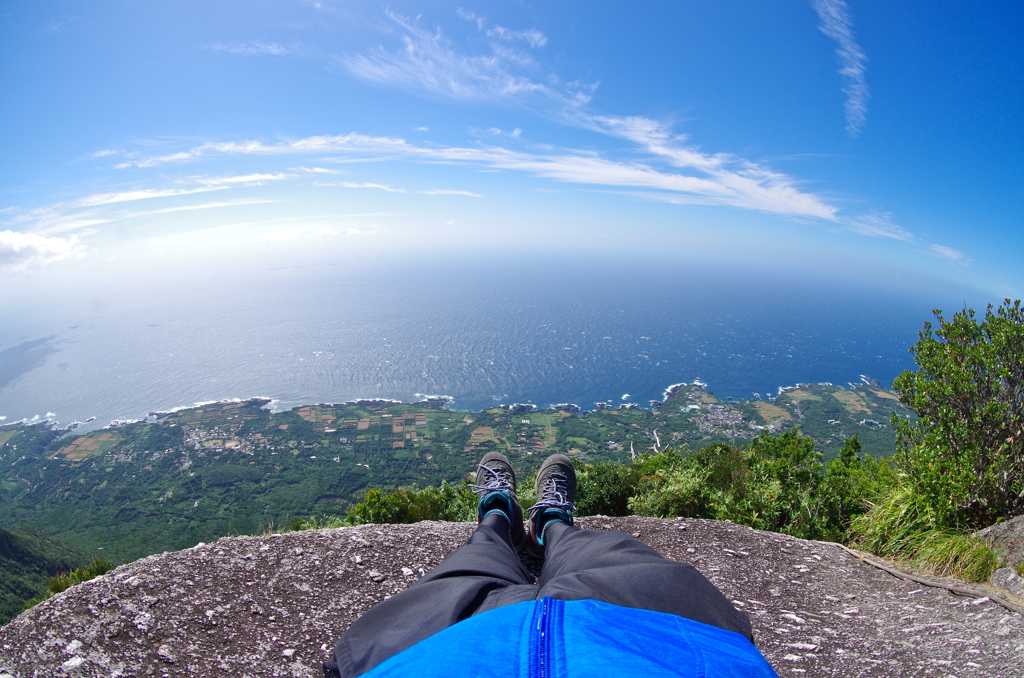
[0,254,984,432]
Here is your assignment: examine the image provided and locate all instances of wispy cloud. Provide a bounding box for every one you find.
[191,173,291,186]
[841,212,913,241]
[420,189,484,198]
[327,181,481,197]
[74,186,227,207]
[339,12,590,109]
[0,230,83,270]
[486,26,548,49]
[927,243,970,264]
[42,16,80,35]
[811,0,869,137]
[207,41,290,56]
[290,166,346,175]
[455,9,486,31]
[836,212,969,266]
[325,13,838,219]
[458,9,547,48]
[112,132,836,220]
[337,181,407,192]
[114,199,283,221]
[114,134,413,169]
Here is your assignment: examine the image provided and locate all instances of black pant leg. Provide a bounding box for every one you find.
[333,519,535,678]
[536,525,754,641]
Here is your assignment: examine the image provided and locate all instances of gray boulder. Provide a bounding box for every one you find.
[975,514,1024,567]
[1,516,1023,677]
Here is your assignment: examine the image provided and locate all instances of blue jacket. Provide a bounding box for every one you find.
[360,597,779,677]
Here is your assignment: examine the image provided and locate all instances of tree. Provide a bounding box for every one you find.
[892,299,1024,528]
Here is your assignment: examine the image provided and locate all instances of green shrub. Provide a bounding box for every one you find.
[288,515,346,531]
[22,556,116,611]
[626,432,845,539]
[629,463,714,519]
[844,299,1024,583]
[345,482,477,525]
[892,299,1024,529]
[572,459,640,516]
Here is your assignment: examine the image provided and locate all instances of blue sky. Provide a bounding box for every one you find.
[1,0,1021,300]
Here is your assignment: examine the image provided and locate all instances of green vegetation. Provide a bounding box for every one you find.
[0,522,87,625]
[852,300,1024,581]
[21,555,116,612]
[334,300,1024,585]
[5,300,1021,616]
[344,482,477,525]
[0,383,911,568]
[892,300,1024,527]
[340,433,883,544]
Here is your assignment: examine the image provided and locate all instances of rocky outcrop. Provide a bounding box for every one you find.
[975,514,1024,567]
[1,516,1023,677]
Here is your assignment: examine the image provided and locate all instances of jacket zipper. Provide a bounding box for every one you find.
[534,597,556,678]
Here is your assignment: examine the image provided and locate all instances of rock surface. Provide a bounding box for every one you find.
[975,514,1024,568]
[1,516,1023,677]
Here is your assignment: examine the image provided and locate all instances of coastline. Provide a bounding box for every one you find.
[1,375,895,435]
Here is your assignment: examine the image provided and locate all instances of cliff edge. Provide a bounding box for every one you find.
[1,516,1022,677]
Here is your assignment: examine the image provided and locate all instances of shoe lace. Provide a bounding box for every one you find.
[528,472,576,513]
[469,464,515,496]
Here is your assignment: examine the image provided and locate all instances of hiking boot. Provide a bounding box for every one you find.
[526,454,577,557]
[469,451,526,550]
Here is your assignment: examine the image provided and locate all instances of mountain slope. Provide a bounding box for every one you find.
[0,522,85,625]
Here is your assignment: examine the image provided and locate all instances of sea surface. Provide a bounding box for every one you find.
[0,254,985,432]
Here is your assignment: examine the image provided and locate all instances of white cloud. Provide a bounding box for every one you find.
[15,209,113,236]
[339,12,589,109]
[74,186,227,207]
[456,9,485,31]
[111,132,837,220]
[838,214,971,267]
[420,189,484,198]
[191,173,290,186]
[323,15,837,220]
[472,148,836,219]
[811,0,869,137]
[119,199,283,219]
[0,230,82,270]
[114,134,414,168]
[486,26,548,48]
[927,243,969,263]
[338,182,407,193]
[842,212,913,241]
[207,41,290,56]
[290,166,345,174]
[42,16,80,35]
[457,9,547,48]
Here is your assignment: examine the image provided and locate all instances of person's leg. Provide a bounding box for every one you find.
[538,522,754,641]
[331,453,535,678]
[525,454,753,642]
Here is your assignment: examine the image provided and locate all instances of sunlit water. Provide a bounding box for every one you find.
[0,255,978,432]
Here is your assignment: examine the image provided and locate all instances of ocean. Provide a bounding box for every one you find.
[0,253,982,431]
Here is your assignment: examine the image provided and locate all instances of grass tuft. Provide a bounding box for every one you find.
[850,482,999,582]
